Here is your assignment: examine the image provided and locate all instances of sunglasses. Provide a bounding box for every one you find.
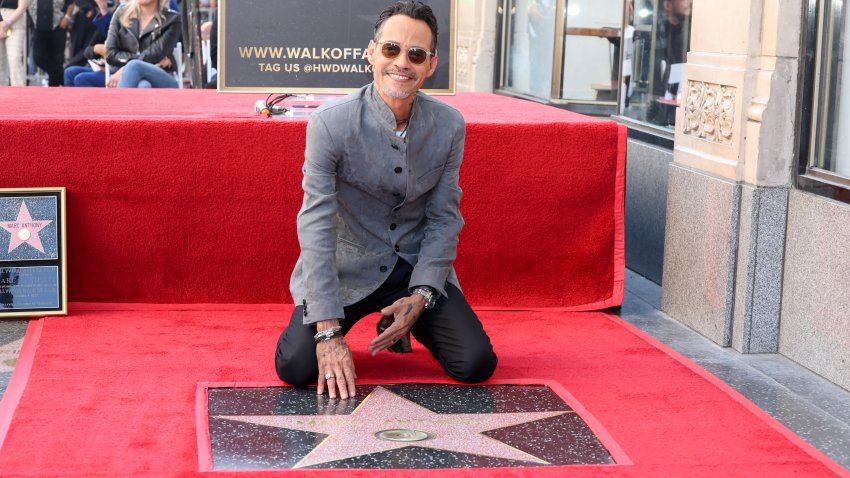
[375,41,435,65]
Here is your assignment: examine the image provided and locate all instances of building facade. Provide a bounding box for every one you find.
[455,0,850,391]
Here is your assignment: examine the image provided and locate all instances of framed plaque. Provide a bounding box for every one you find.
[218,0,455,94]
[0,188,67,318]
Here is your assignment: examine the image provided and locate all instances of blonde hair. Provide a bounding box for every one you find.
[119,0,170,28]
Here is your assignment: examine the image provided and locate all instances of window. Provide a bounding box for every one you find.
[503,0,559,99]
[497,0,693,129]
[806,0,850,189]
[619,0,692,131]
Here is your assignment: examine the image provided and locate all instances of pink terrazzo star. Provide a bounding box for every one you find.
[0,201,52,254]
[217,386,568,468]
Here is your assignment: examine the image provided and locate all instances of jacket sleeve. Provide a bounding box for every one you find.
[137,13,181,64]
[409,117,466,297]
[105,9,136,67]
[296,115,344,324]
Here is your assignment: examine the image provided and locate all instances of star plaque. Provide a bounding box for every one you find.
[0,189,67,317]
[201,382,622,470]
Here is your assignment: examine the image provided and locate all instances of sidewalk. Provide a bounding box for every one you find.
[618,270,850,471]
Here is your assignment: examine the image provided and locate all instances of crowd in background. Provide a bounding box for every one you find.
[0,0,216,87]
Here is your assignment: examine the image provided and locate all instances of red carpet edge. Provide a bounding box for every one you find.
[605,312,850,478]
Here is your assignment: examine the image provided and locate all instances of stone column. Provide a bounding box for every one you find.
[661,0,803,351]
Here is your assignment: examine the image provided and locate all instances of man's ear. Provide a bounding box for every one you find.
[425,54,438,79]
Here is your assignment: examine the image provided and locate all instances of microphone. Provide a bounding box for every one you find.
[254,100,272,117]
[254,99,288,117]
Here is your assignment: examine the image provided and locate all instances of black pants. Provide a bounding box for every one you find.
[33,27,67,86]
[275,259,497,385]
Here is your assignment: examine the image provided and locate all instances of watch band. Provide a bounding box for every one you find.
[412,286,436,310]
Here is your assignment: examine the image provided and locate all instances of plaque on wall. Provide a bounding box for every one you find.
[0,188,67,318]
[219,0,455,94]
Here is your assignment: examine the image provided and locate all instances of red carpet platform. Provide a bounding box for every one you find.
[1,309,848,477]
[1,88,848,476]
[0,87,624,309]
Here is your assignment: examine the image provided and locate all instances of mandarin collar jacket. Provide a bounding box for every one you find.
[290,83,467,324]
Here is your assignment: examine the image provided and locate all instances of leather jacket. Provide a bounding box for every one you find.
[105,4,181,72]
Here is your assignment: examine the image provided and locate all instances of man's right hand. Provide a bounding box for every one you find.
[315,320,356,399]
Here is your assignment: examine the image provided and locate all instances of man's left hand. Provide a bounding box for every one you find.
[368,294,426,355]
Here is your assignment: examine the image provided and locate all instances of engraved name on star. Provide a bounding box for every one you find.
[216,386,567,468]
[0,201,52,254]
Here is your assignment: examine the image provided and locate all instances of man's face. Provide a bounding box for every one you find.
[367,14,438,101]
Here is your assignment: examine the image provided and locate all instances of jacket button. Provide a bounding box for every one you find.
[394,167,403,173]
[393,192,401,197]
[380,265,388,272]
[395,245,400,252]
[390,223,397,230]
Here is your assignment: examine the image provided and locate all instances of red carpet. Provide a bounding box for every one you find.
[0,308,847,477]
[0,87,624,310]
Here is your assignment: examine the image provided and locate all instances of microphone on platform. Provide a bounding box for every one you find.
[254,99,288,117]
[254,100,272,117]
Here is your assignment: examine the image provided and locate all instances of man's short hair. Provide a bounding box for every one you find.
[374,1,438,53]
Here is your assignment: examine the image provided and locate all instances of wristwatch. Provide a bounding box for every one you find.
[412,286,437,310]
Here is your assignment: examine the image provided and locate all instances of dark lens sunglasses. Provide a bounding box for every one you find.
[376,41,435,65]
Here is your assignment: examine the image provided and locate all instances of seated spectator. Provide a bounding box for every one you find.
[64,0,114,87]
[105,0,180,88]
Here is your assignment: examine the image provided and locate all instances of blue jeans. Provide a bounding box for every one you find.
[117,59,178,88]
[64,66,106,87]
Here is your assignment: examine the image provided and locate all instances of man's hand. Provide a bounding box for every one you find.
[0,21,10,38]
[316,320,356,399]
[368,294,426,356]
[106,67,123,88]
[200,21,212,41]
[92,44,107,58]
[157,56,172,69]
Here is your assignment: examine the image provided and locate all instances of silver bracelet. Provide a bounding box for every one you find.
[313,326,343,343]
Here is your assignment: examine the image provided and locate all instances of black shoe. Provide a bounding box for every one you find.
[376,315,412,353]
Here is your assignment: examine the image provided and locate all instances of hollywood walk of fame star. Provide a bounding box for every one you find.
[0,201,53,254]
[216,386,569,468]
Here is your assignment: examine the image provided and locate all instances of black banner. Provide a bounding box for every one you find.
[219,0,455,93]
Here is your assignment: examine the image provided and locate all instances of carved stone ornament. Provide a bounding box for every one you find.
[683,81,736,144]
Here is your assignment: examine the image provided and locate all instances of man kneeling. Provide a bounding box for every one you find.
[275,1,497,399]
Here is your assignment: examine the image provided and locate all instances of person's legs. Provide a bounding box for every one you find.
[0,35,9,86]
[410,284,498,383]
[275,259,498,385]
[275,259,409,385]
[45,27,66,86]
[0,10,26,86]
[64,65,89,86]
[117,59,177,88]
[33,27,65,86]
[74,70,105,87]
[31,29,51,84]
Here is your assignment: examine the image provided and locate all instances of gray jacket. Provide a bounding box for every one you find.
[290,83,466,324]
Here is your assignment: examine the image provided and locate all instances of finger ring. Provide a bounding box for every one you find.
[325,373,335,380]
